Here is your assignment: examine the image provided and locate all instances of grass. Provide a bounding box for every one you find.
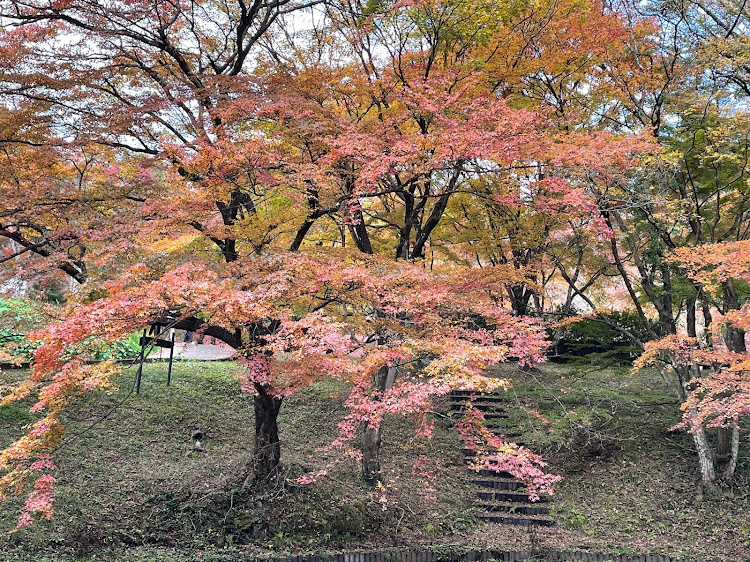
[0,360,748,561]
[468,363,750,559]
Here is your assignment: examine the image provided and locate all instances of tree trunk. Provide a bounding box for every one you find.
[508,285,531,316]
[686,298,697,338]
[532,291,544,317]
[719,291,745,479]
[247,384,283,482]
[362,425,382,484]
[701,296,713,346]
[691,425,720,494]
[717,426,731,474]
[724,326,747,354]
[362,364,398,483]
[724,422,740,482]
[680,365,721,493]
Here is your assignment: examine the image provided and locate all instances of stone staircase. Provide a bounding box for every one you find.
[449,390,553,527]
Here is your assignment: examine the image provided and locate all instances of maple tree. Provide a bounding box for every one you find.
[0,0,719,531]
[1,249,558,525]
[635,241,750,489]
[0,0,635,526]
[251,0,657,484]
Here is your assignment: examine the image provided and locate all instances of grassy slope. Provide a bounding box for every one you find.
[468,363,750,560]
[0,361,748,561]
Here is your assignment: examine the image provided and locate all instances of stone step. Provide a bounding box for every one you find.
[487,433,526,445]
[483,417,518,426]
[462,447,515,457]
[467,468,517,479]
[476,512,553,526]
[462,447,530,459]
[471,479,525,491]
[451,391,555,528]
[449,402,502,412]
[451,389,503,394]
[477,502,550,516]
[477,491,548,504]
[482,412,509,420]
[487,438,528,447]
[449,394,505,403]
[485,429,522,438]
[484,426,523,437]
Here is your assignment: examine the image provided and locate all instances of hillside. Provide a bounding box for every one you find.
[0,361,748,561]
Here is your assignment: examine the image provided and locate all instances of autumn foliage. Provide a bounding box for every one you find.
[638,242,750,446]
[4,0,745,533]
[1,248,555,525]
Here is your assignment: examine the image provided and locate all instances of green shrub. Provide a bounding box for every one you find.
[88,333,142,361]
[551,310,658,365]
[0,294,141,364]
[0,297,42,361]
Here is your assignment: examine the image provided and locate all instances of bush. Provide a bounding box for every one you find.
[0,297,42,362]
[0,297,141,363]
[551,310,658,365]
[88,333,142,362]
